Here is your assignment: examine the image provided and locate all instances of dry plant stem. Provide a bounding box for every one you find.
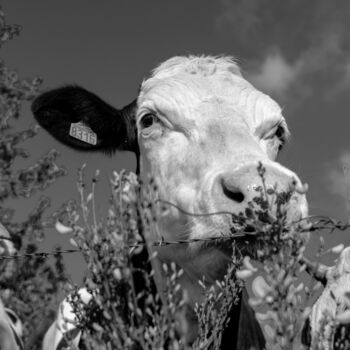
[299,256,327,286]
[115,175,141,346]
[78,167,92,238]
[0,8,68,348]
[102,280,123,347]
[91,176,97,231]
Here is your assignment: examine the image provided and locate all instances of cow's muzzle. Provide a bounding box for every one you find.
[213,161,308,224]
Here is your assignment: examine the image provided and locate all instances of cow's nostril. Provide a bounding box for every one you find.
[221,180,245,203]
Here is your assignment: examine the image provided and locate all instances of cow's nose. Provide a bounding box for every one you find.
[216,162,308,219]
[221,179,245,204]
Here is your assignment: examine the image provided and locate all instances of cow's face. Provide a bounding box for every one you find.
[136,57,308,267]
[31,55,308,303]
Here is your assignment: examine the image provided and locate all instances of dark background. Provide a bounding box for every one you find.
[2,0,350,282]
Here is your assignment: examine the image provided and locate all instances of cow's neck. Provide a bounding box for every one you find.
[137,179,266,348]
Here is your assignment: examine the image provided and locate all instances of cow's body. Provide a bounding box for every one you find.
[32,55,308,349]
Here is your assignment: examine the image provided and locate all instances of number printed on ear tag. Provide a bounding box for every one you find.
[69,122,97,145]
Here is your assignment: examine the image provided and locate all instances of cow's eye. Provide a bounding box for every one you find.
[264,124,285,145]
[262,124,286,159]
[139,113,163,138]
[275,125,284,140]
[275,125,286,151]
[140,113,157,129]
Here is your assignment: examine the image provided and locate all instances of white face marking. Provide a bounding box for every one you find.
[136,56,307,292]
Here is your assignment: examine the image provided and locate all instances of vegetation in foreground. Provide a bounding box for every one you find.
[0,7,67,349]
[1,7,350,349]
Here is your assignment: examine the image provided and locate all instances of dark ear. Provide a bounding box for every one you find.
[31,85,138,154]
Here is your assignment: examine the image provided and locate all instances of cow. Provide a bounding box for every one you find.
[301,248,350,349]
[0,298,20,350]
[32,55,309,349]
[0,223,23,350]
[0,302,23,350]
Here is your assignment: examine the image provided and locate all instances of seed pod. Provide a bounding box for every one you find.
[69,238,78,247]
[252,276,271,299]
[198,280,206,289]
[236,269,254,280]
[243,256,258,272]
[78,288,93,304]
[113,268,122,281]
[330,244,344,254]
[299,264,307,273]
[55,221,73,234]
[313,281,323,291]
[92,322,103,332]
[86,193,93,202]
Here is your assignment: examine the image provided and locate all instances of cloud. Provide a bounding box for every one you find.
[247,51,301,97]
[326,61,350,99]
[326,153,350,211]
[216,0,350,100]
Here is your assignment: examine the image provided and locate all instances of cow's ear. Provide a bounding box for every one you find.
[31,85,138,154]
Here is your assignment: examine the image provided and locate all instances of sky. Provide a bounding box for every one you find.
[1,0,350,281]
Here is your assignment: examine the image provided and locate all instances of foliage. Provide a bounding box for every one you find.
[54,169,242,349]
[51,162,350,350]
[0,6,67,349]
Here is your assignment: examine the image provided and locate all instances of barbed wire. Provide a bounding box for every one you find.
[0,235,247,261]
[0,216,349,261]
[0,248,84,261]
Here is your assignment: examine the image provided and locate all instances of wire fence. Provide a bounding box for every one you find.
[0,215,349,261]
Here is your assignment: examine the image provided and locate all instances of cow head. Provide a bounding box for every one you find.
[32,55,308,319]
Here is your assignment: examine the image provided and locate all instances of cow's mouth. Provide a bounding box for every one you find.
[200,236,235,256]
[200,224,260,258]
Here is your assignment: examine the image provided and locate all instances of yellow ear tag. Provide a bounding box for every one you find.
[69,121,97,145]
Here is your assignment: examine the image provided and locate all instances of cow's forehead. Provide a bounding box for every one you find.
[138,55,285,131]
